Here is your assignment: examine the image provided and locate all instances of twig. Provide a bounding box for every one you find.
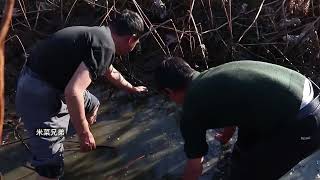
[135,1,169,55]
[202,15,239,35]
[238,0,266,42]
[199,0,212,27]
[17,0,31,29]
[33,2,41,30]
[83,0,108,8]
[236,43,270,62]
[318,0,320,16]
[229,0,232,37]
[0,9,55,18]
[99,6,114,26]
[202,0,279,35]
[139,20,183,56]
[188,0,195,56]
[157,27,195,35]
[6,121,32,153]
[241,42,286,46]
[132,0,170,56]
[113,0,117,15]
[311,0,315,16]
[255,21,260,40]
[281,0,289,52]
[140,19,173,39]
[208,0,214,28]
[216,30,230,51]
[188,12,208,69]
[189,23,193,55]
[169,20,184,57]
[13,18,29,29]
[187,0,208,68]
[20,0,26,10]
[221,0,233,39]
[61,0,64,23]
[106,0,109,16]
[64,0,78,25]
[46,0,60,8]
[5,35,27,59]
[272,45,299,71]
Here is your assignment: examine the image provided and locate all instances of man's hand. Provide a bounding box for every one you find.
[129,86,148,93]
[79,131,96,152]
[215,132,230,145]
[105,65,149,93]
[183,158,203,180]
[64,62,96,152]
[214,126,236,145]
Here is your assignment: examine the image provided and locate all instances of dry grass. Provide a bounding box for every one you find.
[4,0,320,100]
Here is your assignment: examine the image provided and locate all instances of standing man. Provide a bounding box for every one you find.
[154,57,320,180]
[16,9,147,180]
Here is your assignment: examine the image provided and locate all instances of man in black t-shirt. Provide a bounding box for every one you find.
[16,9,146,180]
[154,57,320,180]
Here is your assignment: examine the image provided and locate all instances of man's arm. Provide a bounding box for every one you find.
[180,120,207,180]
[105,64,147,93]
[64,62,96,152]
[183,158,203,180]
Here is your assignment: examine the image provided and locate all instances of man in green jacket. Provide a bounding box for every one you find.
[154,57,320,180]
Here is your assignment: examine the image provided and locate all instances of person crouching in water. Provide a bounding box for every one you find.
[16,9,147,180]
[154,57,320,180]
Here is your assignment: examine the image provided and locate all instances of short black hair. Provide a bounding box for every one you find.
[110,9,144,37]
[154,57,195,90]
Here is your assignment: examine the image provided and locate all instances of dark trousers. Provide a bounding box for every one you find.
[228,107,320,180]
[15,66,100,178]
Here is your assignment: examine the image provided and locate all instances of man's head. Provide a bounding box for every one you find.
[154,57,196,104]
[110,9,144,55]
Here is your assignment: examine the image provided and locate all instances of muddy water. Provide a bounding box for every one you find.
[280,148,320,180]
[0,85,233,180]
[61,86,234,180]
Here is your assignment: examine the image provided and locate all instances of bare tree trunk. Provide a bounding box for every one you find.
[0,0,15,144]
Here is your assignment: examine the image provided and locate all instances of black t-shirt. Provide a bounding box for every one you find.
[180,60,306,159]
[27,26,115,90]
